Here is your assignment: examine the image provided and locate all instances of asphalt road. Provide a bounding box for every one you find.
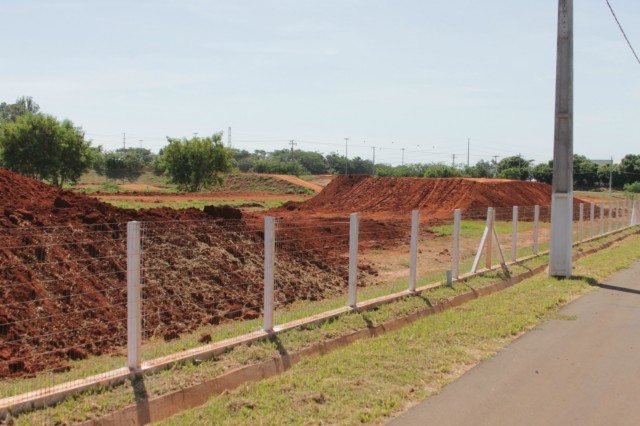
[388,261,640,426]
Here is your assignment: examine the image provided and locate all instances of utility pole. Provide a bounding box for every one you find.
[344,138,349,175]
[467,138,470,167]
[609,157,613,197]
[139,139,143,149]
[372,146,376,176]
[122,133,126,150]
[492,155,500,177]
[228,126,232,148]
[549,0,573,278]
[401,148,405,166]
[289,139,297,161]
[451,154,456,168]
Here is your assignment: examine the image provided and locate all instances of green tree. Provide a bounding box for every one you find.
[0,113,95,186]
[423,164,466,178]
[532,162,553,184]
[572,155,599,188]
[463,160,494,178]
[496,155,531,180]
[161,133,233,192]
[0,96,40,124]
[96,151,146,181]
[620,154,640,185]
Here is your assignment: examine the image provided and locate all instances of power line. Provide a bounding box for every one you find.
[604,0,640,66]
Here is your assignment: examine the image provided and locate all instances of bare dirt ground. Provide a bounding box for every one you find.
[0,171,562,379]
[96,192,312,203]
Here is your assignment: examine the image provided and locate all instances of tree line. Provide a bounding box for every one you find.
[1,96,639,193]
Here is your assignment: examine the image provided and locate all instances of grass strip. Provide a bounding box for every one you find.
[156,233,640,425]
[3,230,638,424]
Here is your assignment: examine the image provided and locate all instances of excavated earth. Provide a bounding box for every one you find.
[280,174,580,220]
[0,171,583,379]
[0,169,352,379]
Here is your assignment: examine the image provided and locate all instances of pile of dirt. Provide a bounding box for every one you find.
[286,175,580,219]
[0,168,352,378]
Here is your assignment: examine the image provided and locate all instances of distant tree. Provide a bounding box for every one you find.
[496,155,531,180]
[597,163,624,189]
[252,159,307,176]
[0,96,40,124]
[620,154,640,185]
[0,113,95,186]
[572,155,599,188]
[96,151,146,181]
[532,162,553,184]
[463,160,494,178]
[423,164,466,178]
[161,133,234,192]
[295,151,330,174]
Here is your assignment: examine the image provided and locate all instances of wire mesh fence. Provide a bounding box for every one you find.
[1,200,638,416]
[139,218,266,363]
[0,223,128,399]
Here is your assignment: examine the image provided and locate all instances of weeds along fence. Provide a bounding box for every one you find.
[1,200,639,417]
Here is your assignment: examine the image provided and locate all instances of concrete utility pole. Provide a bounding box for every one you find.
[452,154,456,168]
[401,148,405,166]
[344,138,349,175]
[372,146,376,176]
[122,132,126,150]
[609,157,613,197]
[228,126,232,148]
[549,0,574,278]
[467,138,470,167]
[289,139,297,161]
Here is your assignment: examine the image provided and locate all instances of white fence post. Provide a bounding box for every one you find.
[485,208,494,270]
[599,202,605,235]
[127,221,142,371]
[608,199,613,233]
[409,210,419,292]
[452,209,461,279]
[578,203,584,242]
[589,203,595,238]
[511,206,518,261]
[616,200,620,230]
[533,205,540,255]
[348,213,359,308]
[263,216,275,332]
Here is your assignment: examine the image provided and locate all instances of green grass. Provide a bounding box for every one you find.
[158,232,640,425]
[432,220,534,238]
[4,229,638,424]
[574,189,628,200]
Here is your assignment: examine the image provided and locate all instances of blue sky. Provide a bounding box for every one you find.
[2,0,638,166]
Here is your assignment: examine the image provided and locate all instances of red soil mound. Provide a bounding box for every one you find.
[0,168,349,378]
[289,175,582,219]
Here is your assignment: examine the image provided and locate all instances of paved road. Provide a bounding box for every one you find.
[389,261,640,426]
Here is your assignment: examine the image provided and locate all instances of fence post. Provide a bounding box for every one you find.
[589,203,595,238]
[608,199,613,233]
[511,206,518,261]
[599,202,605,235]
[616,200,620,230]
[127,221,142,371]
[533,205,540,255]
[409,210,419,292]
[348,213,359,308]
[263,216,275,332]
[485,208,494,270]
[578,203,584,242]
[452,209,461,279]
